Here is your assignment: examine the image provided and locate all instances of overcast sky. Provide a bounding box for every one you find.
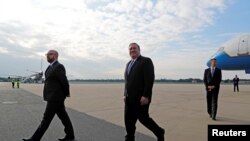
[0,0,249,79]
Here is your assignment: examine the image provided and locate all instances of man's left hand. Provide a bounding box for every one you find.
[140,96,149,106]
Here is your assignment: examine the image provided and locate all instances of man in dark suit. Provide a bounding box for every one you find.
[233,75,239,92]
[23,50,74,141]
[124,43,165,141]
[203,58,222,120]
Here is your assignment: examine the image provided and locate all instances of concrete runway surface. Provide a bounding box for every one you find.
[1,82,250,141]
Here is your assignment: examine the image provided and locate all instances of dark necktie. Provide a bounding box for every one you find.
[212,68,215,77]
[45,65,52,76]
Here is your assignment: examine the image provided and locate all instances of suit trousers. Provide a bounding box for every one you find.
[31,101,74,141]
[234,84,239,92]
[124,101,163,141]
[206,89,219,118]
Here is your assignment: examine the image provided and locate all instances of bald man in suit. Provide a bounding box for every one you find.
[23,50,74,141]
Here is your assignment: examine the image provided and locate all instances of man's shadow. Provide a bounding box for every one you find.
[13,89,155,141]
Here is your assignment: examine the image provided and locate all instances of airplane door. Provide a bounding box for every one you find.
[238,35,249,56]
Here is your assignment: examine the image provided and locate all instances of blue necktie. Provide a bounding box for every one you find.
[127,60,135,74]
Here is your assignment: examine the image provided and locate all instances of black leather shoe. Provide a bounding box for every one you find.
[58,136,75,141]
[209,114,212,118]
[22,138,34,141]
[212,117,216,120]
[157,129,165,141]
[125,135,135,141]
[125,139,134,141]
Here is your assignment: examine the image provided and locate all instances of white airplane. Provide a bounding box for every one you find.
[207,34,250,73]
[22,70,43,83]
[8,59,44,83]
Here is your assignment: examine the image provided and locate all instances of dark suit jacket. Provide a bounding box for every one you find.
[203,67,222,92]
[233,78,239,85]
[124,55,154,104]
[43,61,70,102]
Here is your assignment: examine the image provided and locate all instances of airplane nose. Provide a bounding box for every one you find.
[206,60,210,67]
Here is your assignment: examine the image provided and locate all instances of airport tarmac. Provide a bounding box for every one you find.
[1,82,250,141]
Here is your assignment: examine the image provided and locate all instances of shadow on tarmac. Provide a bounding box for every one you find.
[0,88,155,141]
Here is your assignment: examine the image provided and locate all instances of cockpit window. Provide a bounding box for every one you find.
[218,47,224,52]
[215,47,224,54]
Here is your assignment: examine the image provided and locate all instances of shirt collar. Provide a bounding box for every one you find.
[131,58,137,62]
[50,60,57,66]
[131,55,140,62]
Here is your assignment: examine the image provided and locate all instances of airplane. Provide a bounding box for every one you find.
[22,70,43,83]
[207,34,250,74]
[7,59,44,83]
